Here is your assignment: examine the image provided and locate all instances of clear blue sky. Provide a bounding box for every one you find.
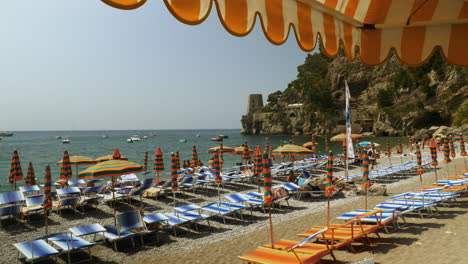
[0,1,312,131]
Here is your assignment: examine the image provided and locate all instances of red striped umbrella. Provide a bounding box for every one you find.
[8,150,23,190]
[460,136,467,156]
[265,142,271,158]
[154,147,164,172]
[416,144,424,185]
[175,152,180,169]
[361,151,370,210]
[25,162,36,186]
[42,165,53,235]
[397,139,403,154]
[443,138,451,163]
[449,135,456,158]
[262,153,273,205]
[213,152,222,184]
[143,152,148,171]
[325,136,330,152]
[170,153,178,207]
[242,141,251,163]
[170,153,178,192]
[253,146,263,176]
[429,139,439,183]
[356,144,362,157]
[325,151,336,227]
[59,151,73,180]
[192,145,199,165]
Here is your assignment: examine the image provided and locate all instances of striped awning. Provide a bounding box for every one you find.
[101,0,468,66]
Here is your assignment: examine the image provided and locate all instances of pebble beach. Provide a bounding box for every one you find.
[2,148,467,264]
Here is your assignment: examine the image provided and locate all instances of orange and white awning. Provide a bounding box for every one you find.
[101,0,468,67]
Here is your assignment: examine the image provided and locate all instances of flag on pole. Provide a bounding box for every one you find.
[345,81,354,161]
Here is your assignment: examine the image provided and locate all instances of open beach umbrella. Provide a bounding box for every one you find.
[361,151,370,211]
[429,139,439,183]
[213,151,222,202]
[232,145,253,156]
[262,153,274,249]
[102,1,468,68]
[325,151,337,227]
[242,141,251,164]
[59,151,73,180]
[42,165,53,236]
[25,162,37,186]
[143,151,148,171]
[170,153,178,207]
[8,150,23,190]
[416,144,424,186]
[207,144,235,153]
[192,145,199,165]
[57,155,97,175]
[78,148,143,225]
[330,133,364,142]
[154,147,164,181]
[96,154,128,163]
[271,144,313,156]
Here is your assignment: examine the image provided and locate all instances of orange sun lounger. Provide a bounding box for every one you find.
[239,246,329,264]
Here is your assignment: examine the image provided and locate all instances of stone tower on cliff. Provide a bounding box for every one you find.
[241,94,264,134]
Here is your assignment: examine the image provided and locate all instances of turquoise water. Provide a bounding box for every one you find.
[0,130,409,192]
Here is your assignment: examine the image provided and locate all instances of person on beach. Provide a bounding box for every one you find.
[287,170,297,184]
[421,138,426,150]
[368,144,376,170]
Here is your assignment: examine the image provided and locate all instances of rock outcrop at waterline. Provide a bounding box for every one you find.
[241,49,468,136]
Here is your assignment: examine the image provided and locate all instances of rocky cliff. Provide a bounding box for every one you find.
[241,49,468,136]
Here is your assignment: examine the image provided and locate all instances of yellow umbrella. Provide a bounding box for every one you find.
[271,144,313,156]
[101,0,468,67]
[96,154,128,163]
[57,155,97,176]
[330,133,364,142]
[207,145,235,153]
[232,145,253,155]
[302,141,319,148]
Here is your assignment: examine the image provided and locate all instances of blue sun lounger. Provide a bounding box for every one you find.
[162,212,192,236]
[0,191,25,205]
[201,202,239,224]
[24,194,45,221]
[336,209,399,232]
[41,232,96,264]
[14,239,59,263]
[19,185,41,196]
[103,210,149,251]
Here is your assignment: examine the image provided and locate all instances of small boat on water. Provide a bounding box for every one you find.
[219,135,229,138]
[211,136,223,142]
[102,134,109,139]
[148,132,156,137]
[179,139,187,143]
[55,136,62,139]
[195,134,200,137]
[0,132,13,137]
[62,139,70,144]
[0,136,3,141]
[130,135,141,141]
[127,138,133,143]
[143,136,148,139]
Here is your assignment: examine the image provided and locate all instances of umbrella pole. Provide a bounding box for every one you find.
[112,176,116,226]
[173,191,176,208]
[434,165,439,183]
[45,210,49,236]
[268,205,274,249]
[217,184,221,204]
[76,165,79,178]
[327,197,330,228]
[388,156,392,166]
[364,188,368,211]
[446,163,450,178]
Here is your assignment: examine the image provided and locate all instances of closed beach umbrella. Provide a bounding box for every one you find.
[143,152,148,171]
[96,154,128,163]
[25,162,37,186]
[253,146,263,176]
[325,151,337,227]
[213,151,222,202]
[78,148,143,225]
[42,165,53,235]
[449,136,456,158]
[361,151,370,210]
[8,150,23,190]
[57,155,97,175]
[386,141,391,157]
[242,141,251,164]
[265,142,271,158]
[356,144,362,157]
[397,139,403,154]
[154,147,164,172]
[170,153,178,207]
[460,136,467,156]
[443,138,451,164]
[175,152,180,169]
[262,152,274,248]
[416,144,424,184]
[429,139,439,183]
[59,151,73,180]
[191,145,199,165]
[325,136,330,152]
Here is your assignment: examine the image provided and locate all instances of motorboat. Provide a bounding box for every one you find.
[179,139,187,143]
[102,134,109,139]
[219,135,229,138]
[130,135,141,141]
[143,136,148,139]
[148,132,156,136]
[62,139,70,144]
[211,137,223,142]
[127,138,133,143]
[0,132,13,137]
[55,136,62,139]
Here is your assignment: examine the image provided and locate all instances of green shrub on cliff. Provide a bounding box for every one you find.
[453,102,468,125]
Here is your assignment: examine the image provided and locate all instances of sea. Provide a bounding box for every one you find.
[0,129,409,192]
